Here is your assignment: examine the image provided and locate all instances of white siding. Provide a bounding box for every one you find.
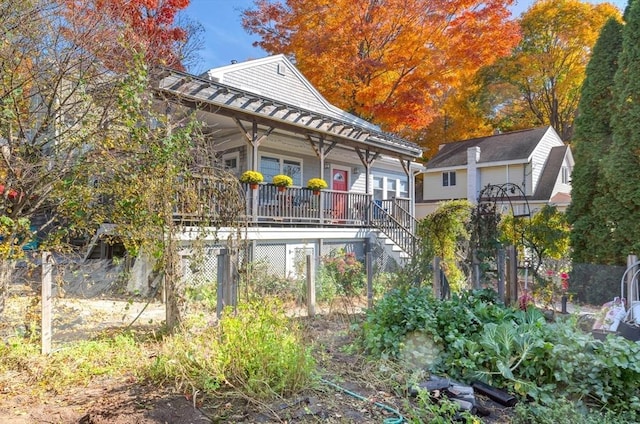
[479,164,528,195]
[530,127,564,194]
[221,62,328,112]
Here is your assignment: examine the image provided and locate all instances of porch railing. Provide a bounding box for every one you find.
[245,183,371,226]
[174,180,418,256]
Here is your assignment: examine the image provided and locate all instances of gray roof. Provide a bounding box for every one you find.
[425,127,551,169]
[154,56,423,159]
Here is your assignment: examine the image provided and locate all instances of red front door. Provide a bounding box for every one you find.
[332,169,348,220]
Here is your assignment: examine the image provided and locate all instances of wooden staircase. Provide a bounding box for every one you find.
[370,199,418,262]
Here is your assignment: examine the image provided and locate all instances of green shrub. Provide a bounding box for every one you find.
[513,398,635,424]
[321,249,365,296]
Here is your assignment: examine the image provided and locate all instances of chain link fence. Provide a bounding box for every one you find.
[0,236,404,348]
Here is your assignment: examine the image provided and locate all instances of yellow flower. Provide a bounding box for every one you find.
[272,174,293,187]
[307,178,328,190]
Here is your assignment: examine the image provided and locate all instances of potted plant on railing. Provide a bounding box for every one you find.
[272,174,293,192]
[307,177,328,195]
[239,170,264,189]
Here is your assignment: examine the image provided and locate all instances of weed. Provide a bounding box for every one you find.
[0,332,149,395]
[149,298,315,399]
[404,389,480,424]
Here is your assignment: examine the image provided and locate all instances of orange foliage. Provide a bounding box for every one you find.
[243,0,520,133]
[482,0,621,140]
[58,0,189,71]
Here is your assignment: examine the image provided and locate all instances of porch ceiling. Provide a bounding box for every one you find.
[154,69,423,160]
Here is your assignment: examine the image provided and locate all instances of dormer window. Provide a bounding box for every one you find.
[442,171,456,187]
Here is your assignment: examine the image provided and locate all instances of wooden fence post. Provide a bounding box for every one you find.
[366,251,373,309]
[41,252,52,355]
[432,256,442,300]
[216,249,228,319]
[306,255,316,316]
[497,248,506,304]
[506,245,517,307]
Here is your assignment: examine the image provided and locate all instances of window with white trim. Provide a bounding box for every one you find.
[259,155,302,186]
[373,176,384,200]
[386,179,397,199]
[399,180,409,198]
[442,171,456,187]
[222,152,239,176]
[373,175,409,200]
[561,166,570,184]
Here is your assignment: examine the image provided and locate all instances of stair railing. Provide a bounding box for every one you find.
[370,199,418,257]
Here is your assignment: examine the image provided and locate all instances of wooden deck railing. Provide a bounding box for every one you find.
[245,184,370,225]
[173,180,417,256]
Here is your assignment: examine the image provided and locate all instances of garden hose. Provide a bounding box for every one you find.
[320,378,405,424]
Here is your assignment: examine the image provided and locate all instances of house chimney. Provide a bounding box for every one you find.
[467,146,481,203]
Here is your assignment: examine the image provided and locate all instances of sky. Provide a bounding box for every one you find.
[183,0,628,74]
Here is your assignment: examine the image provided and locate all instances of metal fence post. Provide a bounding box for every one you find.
[627,254,638,305]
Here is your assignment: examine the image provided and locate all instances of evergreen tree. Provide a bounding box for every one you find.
[567,18,623,264]
[602,0,640,263]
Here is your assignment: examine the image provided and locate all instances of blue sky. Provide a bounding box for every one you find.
[184,0,628,74]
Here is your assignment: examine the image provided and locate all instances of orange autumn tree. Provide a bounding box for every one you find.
[243,0,520,139]
[58,0,190,70]
[480,0,621,140]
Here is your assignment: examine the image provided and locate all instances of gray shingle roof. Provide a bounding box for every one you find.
[155,56,423,159]
[425,127,551,169]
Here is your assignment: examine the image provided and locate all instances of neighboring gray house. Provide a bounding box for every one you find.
[416,126,573,219]
[149,55,423,281]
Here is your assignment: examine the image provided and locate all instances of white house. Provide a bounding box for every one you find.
[416,126,573,219]
[148,55,424,281]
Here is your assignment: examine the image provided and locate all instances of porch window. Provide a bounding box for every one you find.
[259,155,302,186]
[373,176,384,200]
[222,152,239,176]
[399,180,409,198]
[442,171,456,187]
[386,179,397,199]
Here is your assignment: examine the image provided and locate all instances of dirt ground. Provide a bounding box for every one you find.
[0,286,516,424]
